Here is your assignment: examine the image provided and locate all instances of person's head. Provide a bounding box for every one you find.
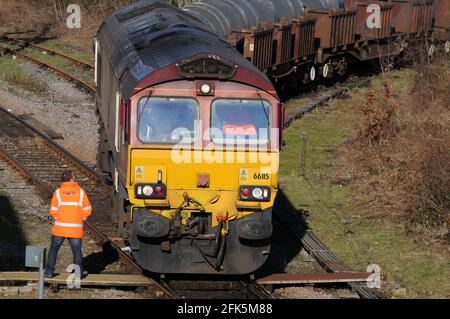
[61,170,75,182]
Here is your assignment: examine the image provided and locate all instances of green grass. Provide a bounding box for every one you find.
[22,45,94,86]
[1,38,94,87]
[279,69,450,298]
[0,55,25,77]
[40,39,93,65]
[0,55,48,94]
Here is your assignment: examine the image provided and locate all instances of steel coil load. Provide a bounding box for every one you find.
[182,0,343,38]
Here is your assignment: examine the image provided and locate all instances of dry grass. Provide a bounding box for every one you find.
[0,1,197,51]
[332,59,450,240]
[358,79,399,143]
[4,73,49,94]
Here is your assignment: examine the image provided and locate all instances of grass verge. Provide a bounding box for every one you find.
[0,55,48,94]
[280,68,450,298]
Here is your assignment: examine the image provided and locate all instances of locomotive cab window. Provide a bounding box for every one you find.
[211,99,271,145]
[137,97,199,144]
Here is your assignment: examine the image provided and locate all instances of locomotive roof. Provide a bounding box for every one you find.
[96,0,272,98]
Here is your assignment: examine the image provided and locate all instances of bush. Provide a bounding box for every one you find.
[359,78,399,144]
[335,58,450,240]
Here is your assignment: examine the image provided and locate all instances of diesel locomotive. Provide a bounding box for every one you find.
[95,0,449,275]
[95,0,283,274]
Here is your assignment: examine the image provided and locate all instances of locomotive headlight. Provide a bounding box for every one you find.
[200,83,211,95]
[252,187,263,199]
[135,183,167,199]
[239,186,271,202]
[142,185,153,196]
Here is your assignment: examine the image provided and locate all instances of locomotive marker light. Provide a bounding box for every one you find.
[201,83,212,95]
[25,246,46,299]
[154,185,164,196]
[196,81,215,96]
[241,187,251,199]
[135,183,167,199]
[239,186,271,201]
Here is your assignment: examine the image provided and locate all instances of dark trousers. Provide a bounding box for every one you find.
[45,235,83,275]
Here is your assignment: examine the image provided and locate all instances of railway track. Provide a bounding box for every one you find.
[276,78,381,299]
[0,106,176,298]
[8,38,94,70]
[273,206,380,299]
[0,37,96,94]
[0,106,272,299]
[164,278,273,299]
[284,77,372,129]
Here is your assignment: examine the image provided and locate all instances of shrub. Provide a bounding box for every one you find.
[359,78,399,144]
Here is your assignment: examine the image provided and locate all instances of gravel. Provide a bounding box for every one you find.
[0,58,98,165]
[0,58,133,299]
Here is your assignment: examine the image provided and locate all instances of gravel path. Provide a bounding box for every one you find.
[0,58,98,164]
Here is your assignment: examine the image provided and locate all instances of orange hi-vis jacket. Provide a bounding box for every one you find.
[49,182,92,238]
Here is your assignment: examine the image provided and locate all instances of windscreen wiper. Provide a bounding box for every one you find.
[138,89,153,122]
[257,90,270,125]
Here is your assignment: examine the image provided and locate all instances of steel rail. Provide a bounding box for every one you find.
[0,43,96,94]
[3,36,94,70]
[284,78,372,129]
[278,77,381,299]
[164,278,274,299]
[274,196,380,299]
[0,107,178,298]
[239,281,274,299]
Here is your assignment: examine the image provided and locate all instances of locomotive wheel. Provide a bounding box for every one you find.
[309,65,316,82]
[428,44,435,57]
[322,63,330,78]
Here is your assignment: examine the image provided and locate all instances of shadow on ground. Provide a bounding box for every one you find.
[255,190,306,277]
[0,194,28,271]
[82,242,120,274]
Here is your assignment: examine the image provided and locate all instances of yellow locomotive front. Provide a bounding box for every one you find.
[121,77,281,274]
